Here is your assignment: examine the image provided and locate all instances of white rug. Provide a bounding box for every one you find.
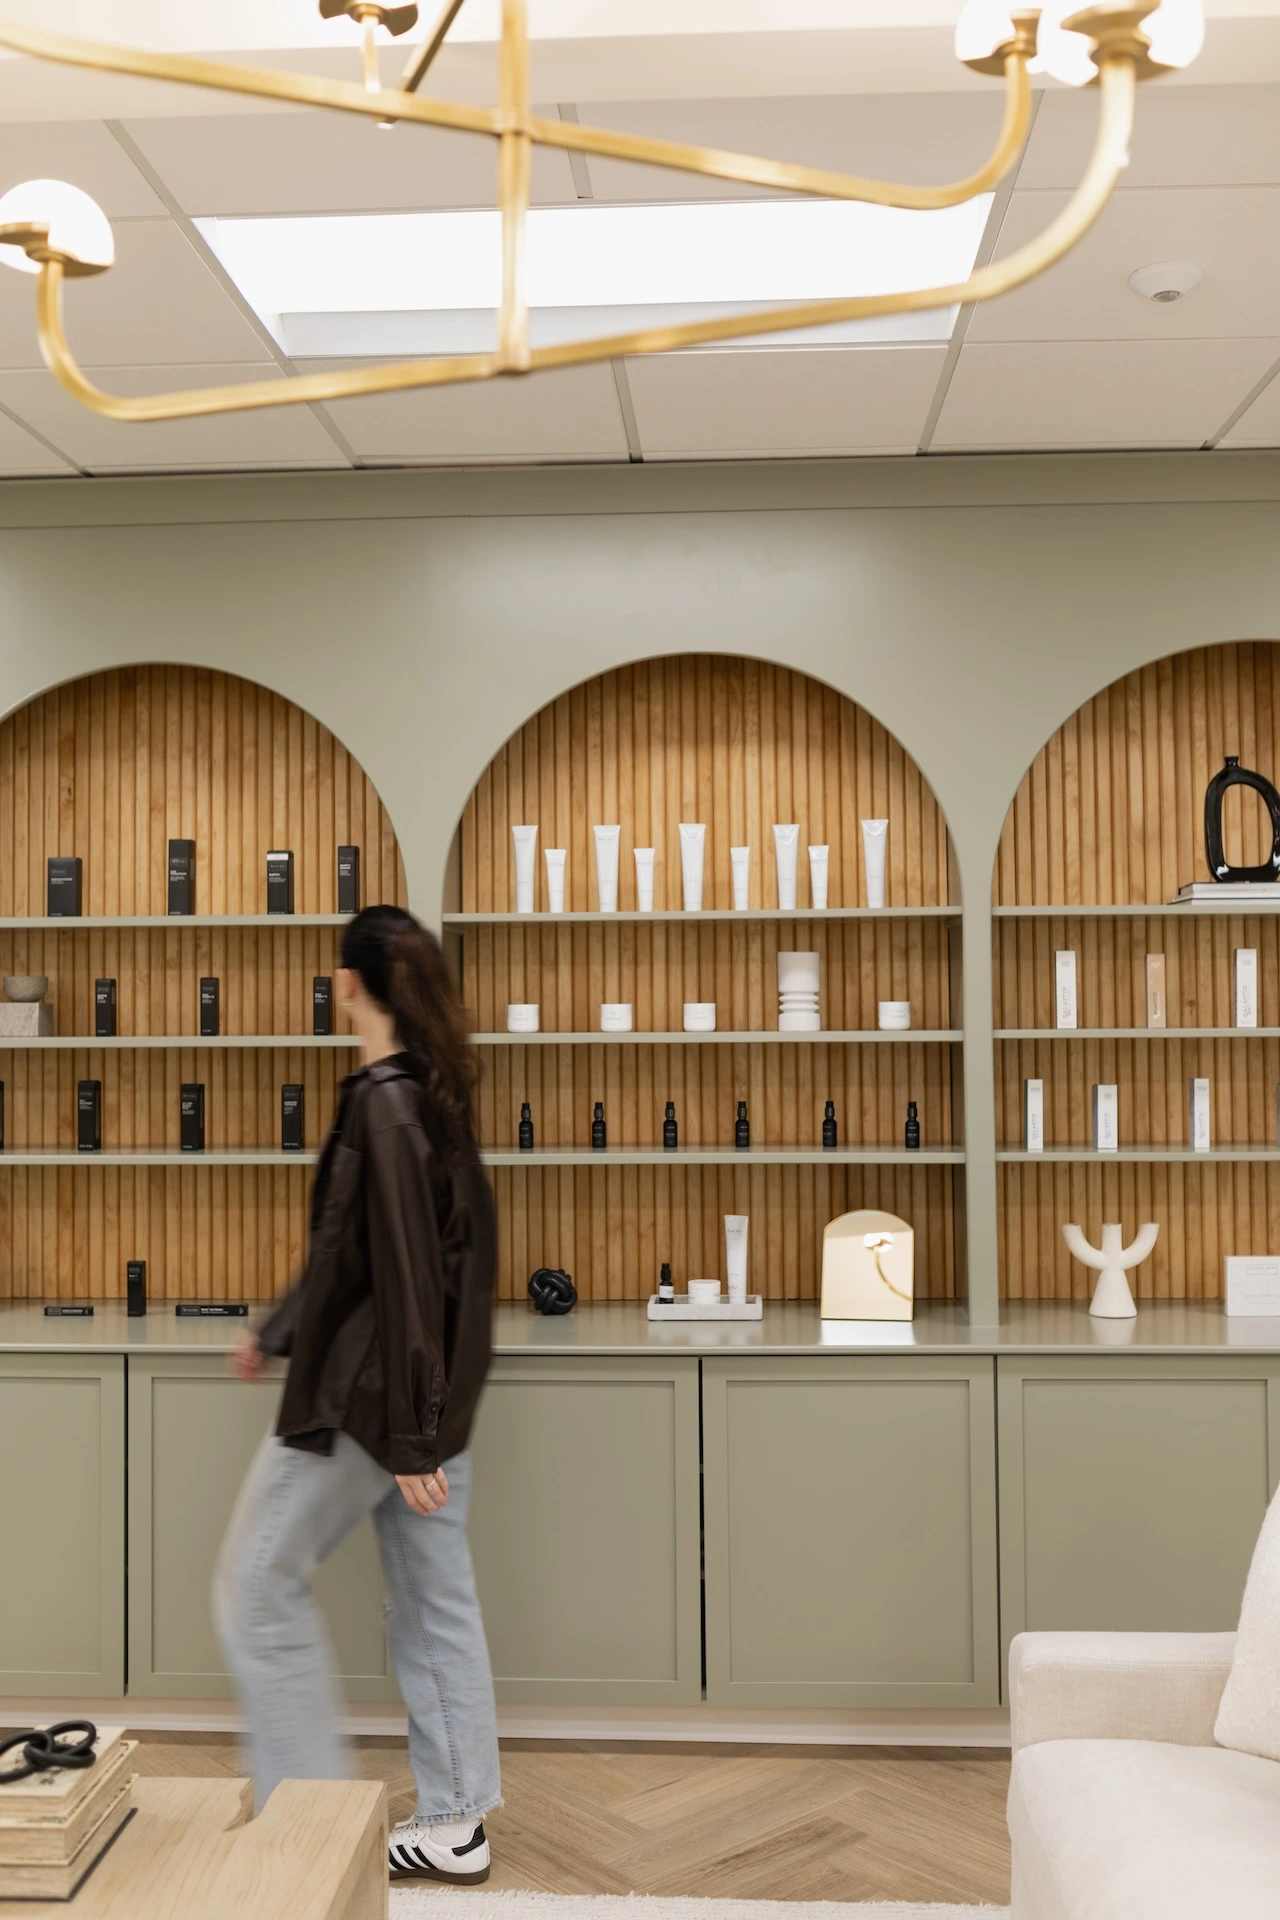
[389,1893,1008,1919]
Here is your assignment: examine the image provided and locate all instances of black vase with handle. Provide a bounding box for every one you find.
[1204,756,1280,883]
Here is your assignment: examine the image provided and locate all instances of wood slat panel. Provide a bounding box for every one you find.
[0,665,406,1302]
[461,655,959,1301]
[994,642,1280,1301]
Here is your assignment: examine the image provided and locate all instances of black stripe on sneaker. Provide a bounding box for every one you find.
[452,1825,486,1857]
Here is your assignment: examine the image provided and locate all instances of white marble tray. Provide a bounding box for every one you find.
[647,1292,763,1321]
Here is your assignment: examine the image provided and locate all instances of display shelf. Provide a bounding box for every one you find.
[997,1146,1280,1163]
[0,914,352,930]
[476,1029,962,1046]
[995,1027,1280,1040]
[445,907,958,926]
[485,1146,964,1167]
[0,1034,359,1049]
[992,903,1280,918]
[0,1148,320,1166]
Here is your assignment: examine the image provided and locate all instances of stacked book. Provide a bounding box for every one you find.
[1174,882,1280,903]
[0,1727,136,1900]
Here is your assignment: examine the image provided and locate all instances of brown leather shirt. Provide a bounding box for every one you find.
[256,1056,495,1476]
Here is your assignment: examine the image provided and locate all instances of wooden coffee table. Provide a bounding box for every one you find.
[5,1776,386,1918]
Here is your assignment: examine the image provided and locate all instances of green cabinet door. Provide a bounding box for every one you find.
[0,1354,125,1697]
[127,1356,397,1701]
[467,1357,702,1705]
[998,1356,1280,1662]
[702,1355,999,1708]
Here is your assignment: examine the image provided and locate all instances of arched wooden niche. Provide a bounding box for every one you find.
[0,664,406,1303]
[451,654,963,1303]
[994,640,1280,1303]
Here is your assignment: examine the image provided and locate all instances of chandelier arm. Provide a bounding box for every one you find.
[0,17,501,139]
[398,0,468,95]
[497,0,531,371]
[34,264,502,420]
[524,54,1135,373]
[528,51,1033,212]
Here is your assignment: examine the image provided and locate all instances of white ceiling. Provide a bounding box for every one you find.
[3,8,1280,474]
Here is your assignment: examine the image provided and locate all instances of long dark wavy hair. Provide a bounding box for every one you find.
[339,905,476,1155]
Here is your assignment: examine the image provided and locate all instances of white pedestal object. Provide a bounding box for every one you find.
[0,1002,53,1035]
[1062,1220,1159,1319]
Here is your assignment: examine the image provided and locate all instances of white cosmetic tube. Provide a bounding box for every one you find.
[808,844,829,911]
[724,1214,749,1307]
[861,819,888,910]
[593,825,621,913]
[730,846,750,911]
[773,824,800,910]
[511,824,538,914]
[679,823,706,911]
[633,847,655,913]
[544,848,566,914]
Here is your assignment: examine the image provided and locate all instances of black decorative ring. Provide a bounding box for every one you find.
[528,1267,577,1316]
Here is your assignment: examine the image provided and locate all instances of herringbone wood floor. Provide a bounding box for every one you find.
[129,1735,1012,1906]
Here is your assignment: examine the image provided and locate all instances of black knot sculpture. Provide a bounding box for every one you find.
[527,1267,577,1316]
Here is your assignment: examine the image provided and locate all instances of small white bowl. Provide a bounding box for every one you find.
[507,1003,540,1033]
[779,1010,822,1032]
[600,1002,634,1032]
[683,1002,717,1032]
[878,1001,912,1030]
[688,1278,721,1304]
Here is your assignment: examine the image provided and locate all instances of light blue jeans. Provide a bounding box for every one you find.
[213,1433,501,1821]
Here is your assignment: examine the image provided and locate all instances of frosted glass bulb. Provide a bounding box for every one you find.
[954,1,1018,63]
[1143,0,1205,70]
[1030,1,1098,86]
[0,179,114,276]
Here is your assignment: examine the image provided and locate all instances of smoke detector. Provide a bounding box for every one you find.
[1128,261,1204,304]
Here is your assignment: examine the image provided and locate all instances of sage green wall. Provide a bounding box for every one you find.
[4,450,1280,1316]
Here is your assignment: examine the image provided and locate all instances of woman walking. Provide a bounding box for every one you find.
[214,904,500,1884]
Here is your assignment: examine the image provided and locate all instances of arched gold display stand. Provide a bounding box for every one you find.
[0,663,406,1303]
[447,654,964,1303]
[994,639,1280,1303]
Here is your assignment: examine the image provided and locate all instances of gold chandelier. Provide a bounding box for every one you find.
[0,2,1203,426]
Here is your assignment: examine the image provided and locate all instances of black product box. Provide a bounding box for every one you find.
[47,856,83,917]
[95,978,117,1038]
[175,1302,249,1317]
[313,977,333,1036]
[77,1079,102,1152]
[266,850,295,915]
[44,1304,94,1317]
[337,845,360,915]
[126,1259,146,1317]
[281,1083,305,1152]
[167,838,195,916]
[180,1082,206,1152]
[199,977,220,1037]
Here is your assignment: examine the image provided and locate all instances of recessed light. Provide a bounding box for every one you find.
[1128,261,1204,304]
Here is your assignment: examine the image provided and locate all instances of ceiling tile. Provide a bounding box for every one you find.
[573,92,1011,202]
[315,360,628,461]
[1017,83,1280,193]
[0,120,164,216]
[0,219,277,372]
[625,345,946,457]
[0,408,76,476]
[967,187,1280,343]
[0,363,346,471]
[1220,362,1280,444]
[933,339,1280,450]
[120,109,577,216]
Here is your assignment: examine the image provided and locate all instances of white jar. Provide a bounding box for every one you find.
[877,1000,912,1030]
[683,1002,717,1032]
[600,1002,634,1032]
[687,1279,721,1305]
[507,1003,540,1033]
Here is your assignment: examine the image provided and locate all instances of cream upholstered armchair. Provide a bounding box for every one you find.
[1007,1631,1280,1918]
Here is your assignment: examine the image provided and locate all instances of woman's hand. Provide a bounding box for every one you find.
[230,1334,267,1382]
[397,1467,449,1516]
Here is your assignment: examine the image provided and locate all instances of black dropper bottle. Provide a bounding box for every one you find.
[657,1260,674,1305]
[519,1102,534,1151]
[663,1100,678,1150]
[822,1099,838,1150]
[905,1101,920,1150]
[735,1100,750,1150]
[591,1101,607,1150]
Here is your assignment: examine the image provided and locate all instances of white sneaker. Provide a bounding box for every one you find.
[388,1816,491,1883]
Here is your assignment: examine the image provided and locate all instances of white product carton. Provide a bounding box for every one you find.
[1145,953,1166,1029]
[1189,1077,1211,1153]
[1055,951,1078,1030]
[1023,1078,1044,1153]
[1235,948,1258,1029]
[1092,1083,1118,1153]
[1225,1256,1280,1316]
